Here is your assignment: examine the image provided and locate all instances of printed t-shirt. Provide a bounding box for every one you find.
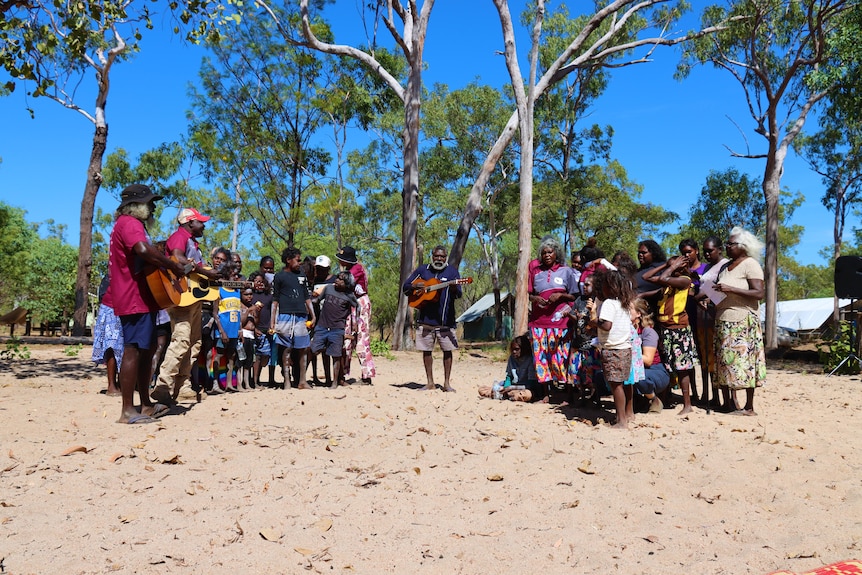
[272,270,310,315]
[528,260,579,329]
[317,285,358,330]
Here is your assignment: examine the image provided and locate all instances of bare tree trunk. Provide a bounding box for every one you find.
[72,124,107,336]
[762,150,782,351]
[833,189,845,324]
[391,24,426,351]
[232,173,242,252]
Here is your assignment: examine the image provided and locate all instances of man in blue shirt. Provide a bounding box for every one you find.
[402,246,463,392]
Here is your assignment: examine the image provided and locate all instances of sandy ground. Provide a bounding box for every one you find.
[1,344,861,575]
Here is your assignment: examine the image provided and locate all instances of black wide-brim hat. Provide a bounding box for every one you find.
[336,246,358,265]
[118,184,163,209]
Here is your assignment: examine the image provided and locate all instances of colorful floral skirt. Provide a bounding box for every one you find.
[660,325,698,373]
[714,314,766,389]
[530,326,569,384]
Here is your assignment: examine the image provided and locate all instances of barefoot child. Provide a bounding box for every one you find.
[642,255,698,416]
[479,334,541,402]
[596,269,636,428]
[311,271,359,388]
[237,288,258,391]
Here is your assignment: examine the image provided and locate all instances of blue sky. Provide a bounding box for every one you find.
[0,1,838,265]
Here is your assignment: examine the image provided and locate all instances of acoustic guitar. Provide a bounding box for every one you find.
[408,277,473,308]
[145,257,192,309]
[178,273,252,307]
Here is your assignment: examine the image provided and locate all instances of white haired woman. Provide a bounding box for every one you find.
[713,227,766,415]
[528,236,580,401]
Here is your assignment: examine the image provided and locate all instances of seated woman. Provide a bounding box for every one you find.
[632,298,671,412]
[479,334,543,402]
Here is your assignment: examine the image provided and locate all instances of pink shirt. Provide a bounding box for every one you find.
[107,214,157,316]
[347,262,368,297]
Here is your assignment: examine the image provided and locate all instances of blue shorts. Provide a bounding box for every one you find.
[120,312,157,350]
[311,327,345,357]
[274,313,310,350]
[256,333,273,357]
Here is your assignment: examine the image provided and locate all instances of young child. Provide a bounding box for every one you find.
[479,335,541,402]
[596,269,636,428]
[642,255,698,415]
[236,288,258,391]
[211,260,241,394]
[311,271,359,388]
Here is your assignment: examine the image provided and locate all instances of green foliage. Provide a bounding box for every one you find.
[20,235,77,324]
[64,343,83,356]
[2,337,31,361]
[534,161,677,257]
[677,168,765,240]
[369,338,394,360]
[0,202,37,309]
[187,11,345,250]
[818,321,861,375]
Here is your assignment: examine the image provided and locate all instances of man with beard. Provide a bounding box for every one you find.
[402,245,462,392]
[151,208,221,405]
[108,184,187,424]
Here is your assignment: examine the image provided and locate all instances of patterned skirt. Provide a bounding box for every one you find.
[343,294,376,379]
[91,304,123,366]
[660,325,698,373]
[530,327,569,384]
[714,314,766,389]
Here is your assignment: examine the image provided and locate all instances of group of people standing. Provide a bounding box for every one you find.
[485,229,767,429]
[92,184,376,424]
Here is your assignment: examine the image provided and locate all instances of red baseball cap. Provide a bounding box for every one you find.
[177,208,211,224]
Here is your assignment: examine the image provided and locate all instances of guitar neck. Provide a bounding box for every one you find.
[218,281,252,289]
[426,280,458,292]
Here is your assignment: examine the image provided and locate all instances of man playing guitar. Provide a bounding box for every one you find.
[402,245,465,392]
[151,208,222,405]
[109,184,188,424]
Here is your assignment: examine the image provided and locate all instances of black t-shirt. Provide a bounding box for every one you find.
[272,270,309,315]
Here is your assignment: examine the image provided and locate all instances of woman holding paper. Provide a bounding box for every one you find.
[712,227,766,415]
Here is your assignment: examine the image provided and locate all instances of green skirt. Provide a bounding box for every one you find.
[714,313,766,389]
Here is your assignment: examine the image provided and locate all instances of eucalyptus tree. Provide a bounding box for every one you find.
[795,71,862,268]
[679,0,860,349]
[0,0,152,334]
[188,11,333,251]
[287,0,435,350]
[481,0,727,333]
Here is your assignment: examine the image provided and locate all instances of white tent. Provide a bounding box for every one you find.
[759,298,851,332]
[456,292,510,324]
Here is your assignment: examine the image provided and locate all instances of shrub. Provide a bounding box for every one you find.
[818,321,861,375]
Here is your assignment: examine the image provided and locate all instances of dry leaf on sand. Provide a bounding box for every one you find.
[61,445,89,456]
[487,474,503,481]
[259,528,282,541]
[313,518,333,532]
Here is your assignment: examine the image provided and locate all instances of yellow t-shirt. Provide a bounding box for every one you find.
[657,280,692,329]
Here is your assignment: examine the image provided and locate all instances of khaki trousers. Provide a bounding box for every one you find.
[156,301,203,397]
